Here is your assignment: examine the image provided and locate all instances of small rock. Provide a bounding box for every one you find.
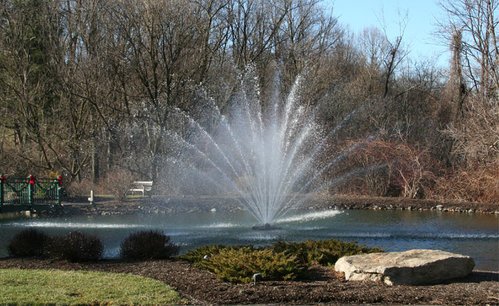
[436,205,443,211]
[252,273,262,285]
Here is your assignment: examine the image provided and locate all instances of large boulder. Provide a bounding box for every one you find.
[335,249,475,285]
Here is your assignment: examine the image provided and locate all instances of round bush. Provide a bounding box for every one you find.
[120,230,179,260]
[8,228,49,258]
[48,231,103,262]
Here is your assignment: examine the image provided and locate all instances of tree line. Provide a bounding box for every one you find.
[0,0,497,202]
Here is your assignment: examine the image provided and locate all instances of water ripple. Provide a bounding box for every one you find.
[275,210,342,224]
[2,221,147,229]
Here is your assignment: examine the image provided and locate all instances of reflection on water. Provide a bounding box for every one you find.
[0,209,497,270]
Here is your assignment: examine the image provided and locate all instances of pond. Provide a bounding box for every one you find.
[0,209,497,271]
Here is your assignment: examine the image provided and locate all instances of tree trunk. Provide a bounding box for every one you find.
[92,136,100,184]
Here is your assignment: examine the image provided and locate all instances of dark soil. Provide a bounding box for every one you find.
[0,258,497,304]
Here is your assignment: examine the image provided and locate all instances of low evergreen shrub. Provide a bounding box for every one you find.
[181,240,383,283]
[272,239,383,266]
[48,231,103,262]
[8,228,49,258]
[120,230,179,260]
[192,246,305,283]
[181,245,251,263]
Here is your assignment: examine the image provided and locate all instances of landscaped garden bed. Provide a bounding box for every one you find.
[0,258,497,304]
[0,229,497,304]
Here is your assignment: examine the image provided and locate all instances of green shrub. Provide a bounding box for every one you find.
[182,240,382,283]
[48,231,103,262]
[196,247,305,283]
[272,239,383,266]
[120,230,179,260]
[181,245,250,263]
[8,229,49,258]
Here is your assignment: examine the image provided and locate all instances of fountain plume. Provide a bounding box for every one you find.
[164,68,368,225]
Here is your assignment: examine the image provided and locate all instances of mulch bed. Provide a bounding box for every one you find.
[0,258,498,304]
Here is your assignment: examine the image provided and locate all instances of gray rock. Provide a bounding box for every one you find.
[335,249,474,286]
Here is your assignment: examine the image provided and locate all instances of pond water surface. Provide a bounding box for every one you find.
[0,209,497,270]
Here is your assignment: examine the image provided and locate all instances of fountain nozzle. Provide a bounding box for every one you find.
[251,223,280,231]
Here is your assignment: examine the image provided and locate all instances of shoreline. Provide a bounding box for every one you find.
[60,194,499,216]
[1,194,497,219]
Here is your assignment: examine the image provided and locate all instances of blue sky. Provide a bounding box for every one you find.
[325,0,449,67]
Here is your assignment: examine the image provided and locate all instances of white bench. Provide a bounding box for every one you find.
[128,181,153,196]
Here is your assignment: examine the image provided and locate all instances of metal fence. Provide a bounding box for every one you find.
[0,175,63,210]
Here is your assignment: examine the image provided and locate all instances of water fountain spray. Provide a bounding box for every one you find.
[164,66,369,226]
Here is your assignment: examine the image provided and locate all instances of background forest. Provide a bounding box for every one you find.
[0,0,497,203]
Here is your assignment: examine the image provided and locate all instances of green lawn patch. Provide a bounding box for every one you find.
[0,268,181,304]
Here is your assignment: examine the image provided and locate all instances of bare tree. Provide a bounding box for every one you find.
[107,0,232,181]
[438,0,499,166]
[0,0,62,173]
[439,0,499,98]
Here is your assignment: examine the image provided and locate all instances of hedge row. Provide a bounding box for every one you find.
[9,229,382,283]
[8,229,178,262]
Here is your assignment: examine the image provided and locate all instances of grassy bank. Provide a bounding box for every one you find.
[0,268,181,304]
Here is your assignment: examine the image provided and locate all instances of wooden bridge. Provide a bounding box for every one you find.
[0,175,63,213]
